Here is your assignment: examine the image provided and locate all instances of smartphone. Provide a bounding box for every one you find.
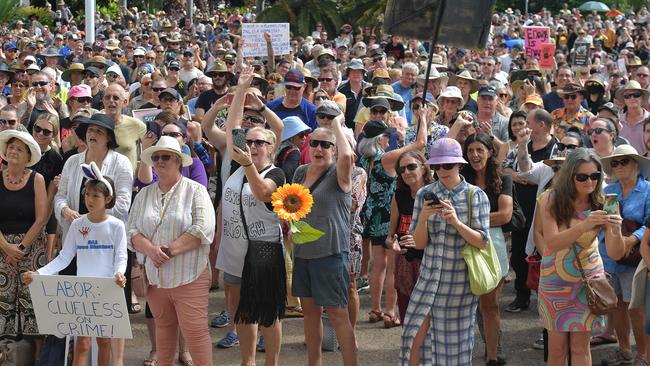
[423,191,441,206]
[145,121,161,139]
[17,244,27,252]
[604,193,619,215]
[232,128,247,151]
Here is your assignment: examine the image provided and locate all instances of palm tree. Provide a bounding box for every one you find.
[341,0,387,27]
[0,0,18,25]
[258,0,344,37]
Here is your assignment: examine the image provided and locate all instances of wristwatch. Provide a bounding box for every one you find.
[161,247,173,258]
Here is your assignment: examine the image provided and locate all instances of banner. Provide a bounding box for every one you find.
[29,275,132,339]
[540,43,556,69]
[524,26,550,60]
[242,23,290,58]
[132,108,162,124]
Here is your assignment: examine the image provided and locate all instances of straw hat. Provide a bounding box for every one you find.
[601,144,650,182]
[448,69,479,94]
[614,80,650,101]
[362,84,405,111]
[416,67,448,86]
[0,130,42,167]
[141,136,193,167]
[61,63,85,82]
[205,61,235,79]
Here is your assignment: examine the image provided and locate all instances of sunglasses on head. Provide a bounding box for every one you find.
[162,131,184,138]
[590,127,611,135]
[624,91,643,99]
[574,172,601,182]
[610,157,631,168]
[0,118,17,126]
[246,139,271,147]
[33,124,53,136]
[561,94,579,100]
[31,81,48,87]
[309,139,334,149]
[316,113,335,120]
[556,142,579,151]
[397,163,420,174]
[431,163,457,171]
[151,154,174,162]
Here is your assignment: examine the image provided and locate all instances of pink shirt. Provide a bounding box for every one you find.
[619,109,650,155]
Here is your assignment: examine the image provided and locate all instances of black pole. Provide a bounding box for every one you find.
[418,0,447,135]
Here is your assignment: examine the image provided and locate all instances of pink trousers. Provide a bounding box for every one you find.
[147,267,212,366]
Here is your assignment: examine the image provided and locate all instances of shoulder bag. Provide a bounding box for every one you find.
[571,244,617,315]
[502,184,526,233]
[616,218,643,267]
[461,186,501,296]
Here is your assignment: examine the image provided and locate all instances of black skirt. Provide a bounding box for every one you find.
[235,241,287,327]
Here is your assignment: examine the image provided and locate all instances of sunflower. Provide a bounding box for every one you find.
[271,183,314,222]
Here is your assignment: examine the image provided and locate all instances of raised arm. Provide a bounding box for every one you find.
[333,115,354,192]
[382,108,427,176]
[201,94,229,151]
[264,32,276,74]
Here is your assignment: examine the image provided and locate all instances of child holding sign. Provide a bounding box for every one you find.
[23,161,128,366]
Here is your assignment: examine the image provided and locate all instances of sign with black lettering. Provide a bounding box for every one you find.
[29,275,132,339]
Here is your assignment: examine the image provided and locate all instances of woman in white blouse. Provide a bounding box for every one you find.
[129,136,216,366]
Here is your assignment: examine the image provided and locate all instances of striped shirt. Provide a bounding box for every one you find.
[127,177,215,288]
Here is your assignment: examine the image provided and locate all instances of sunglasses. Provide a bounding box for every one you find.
[624,91,643,99]
[296,131,308,138]
[574,172,601,182]
[314,95,328,101]
[85,74,99,79]
[33,124,53,136]
[156,50,164,54]
[561,94,579,100]
[213,72,228,78]
[373,57,383,62]
[225,61,235,65]
[318,77,334,82]
[72,97,92,104]
[316,113,335,120]
[556,143,579,151]
[137,71,148,76]
[246,139,271,147]
[243,115,265,124]
[13,83,25,88]
[0,118,17,126]
[397,163,420,174]
[371,108,388,115]
[160,97,177,103]
[162,131,184,138]
[152,87,165,92]
[151,154,174,162]
[610,157,631,168]
[31,81,48,87]
[309,139,335,149]
[134,55,144,58]
[285,85,301,91]
[431,163,457,171]
[590,127,611,135]
[103,94,121,101]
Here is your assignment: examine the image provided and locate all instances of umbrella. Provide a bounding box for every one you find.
[578,1,610,12]
[606,9,624,17]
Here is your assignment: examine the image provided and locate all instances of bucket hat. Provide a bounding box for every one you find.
[141,136,193,167]
[281,116,311,141]
[426,137,467,165]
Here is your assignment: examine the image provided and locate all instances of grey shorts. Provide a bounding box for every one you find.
[292,253,350,308]
[609,270,635,303]
[223,272,242,286]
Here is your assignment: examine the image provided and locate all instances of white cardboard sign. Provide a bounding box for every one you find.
[242,23,290,58]
[29,275,132,339]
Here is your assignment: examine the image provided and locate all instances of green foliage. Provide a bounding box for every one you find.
[258,0,343,37]
[97,1,121,20]
[495,0,650,13]
[16,6,54,28]
[341,0,387,27]
[0,0,18,25]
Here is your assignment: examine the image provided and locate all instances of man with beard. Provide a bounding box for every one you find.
[102,83,145,172]
[194,61,233,121]
[267,69,317,129]
[22,71,68,130]
[188,76,213,116]
[179,49,204,86]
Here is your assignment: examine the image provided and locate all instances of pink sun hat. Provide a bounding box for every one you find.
[68,84,92,98]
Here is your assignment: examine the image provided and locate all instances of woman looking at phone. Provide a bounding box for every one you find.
[597,145,650,366]
[401,138,491,366]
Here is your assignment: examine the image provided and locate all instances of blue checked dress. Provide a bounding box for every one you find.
[401,179,491,365]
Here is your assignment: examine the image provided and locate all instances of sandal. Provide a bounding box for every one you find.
[143,351,157,366]
[178,351,193,366]
[368,309,383,323]
[590,334,617,346]
[285,306,304,318]
[129,302,142,314]
[383,313,401,328]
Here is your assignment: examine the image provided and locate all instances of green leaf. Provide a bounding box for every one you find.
[291,220,325,244]
[289,221,300,234]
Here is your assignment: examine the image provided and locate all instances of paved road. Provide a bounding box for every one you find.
[123,278,622,365]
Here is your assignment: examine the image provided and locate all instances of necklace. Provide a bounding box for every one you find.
[4,169,27,185]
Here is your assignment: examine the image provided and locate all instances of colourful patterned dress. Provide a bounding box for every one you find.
[538,210,605,332]
[360,152,396,240]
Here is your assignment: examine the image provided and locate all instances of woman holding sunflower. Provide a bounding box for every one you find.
[215,67,287,366]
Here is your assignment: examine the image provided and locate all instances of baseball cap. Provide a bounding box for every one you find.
[167,60,181,70]
[316,103,342,117]
[284,69,305,87]
[478,85,497,97]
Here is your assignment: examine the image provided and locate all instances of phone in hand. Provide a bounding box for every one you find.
[232,128,247,151]
[423,191,441,206]
[145,121,161,140]
[604,193,619,215]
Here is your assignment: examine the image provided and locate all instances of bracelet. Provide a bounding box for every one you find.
[242,162,253,167]
[257,105,266,113]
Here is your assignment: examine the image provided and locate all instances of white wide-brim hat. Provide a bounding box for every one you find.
[141,136,193,167]
[601,144,650,182]
[0,130,42,167]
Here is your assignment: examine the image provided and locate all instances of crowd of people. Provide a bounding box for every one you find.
[2,1,650,366]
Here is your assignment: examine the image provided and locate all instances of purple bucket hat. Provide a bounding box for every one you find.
[426,138,467,165]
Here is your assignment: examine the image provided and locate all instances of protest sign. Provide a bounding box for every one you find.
[29,275,132,339]
[524,26,550,60]
[573,41,591,66]
[132,108,162,124]
[242,23,290,58]
[540,43,556,69]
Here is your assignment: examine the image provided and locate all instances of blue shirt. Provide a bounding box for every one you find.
[267,97,317,129]
[599,176,650,273]
[391,81,413,123]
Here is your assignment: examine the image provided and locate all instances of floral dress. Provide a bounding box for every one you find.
[360,152,396,240]
[538,210,605,332]
[349,167,367,274]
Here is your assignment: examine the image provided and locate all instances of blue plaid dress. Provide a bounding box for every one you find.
[401,179,491,366]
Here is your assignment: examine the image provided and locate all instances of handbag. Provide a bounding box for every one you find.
[525,253,542,292]
[462,187,501,296]
[502,185,526,233]
[131,262,147,298]
[571,244,617,315]
[616,218,643,267]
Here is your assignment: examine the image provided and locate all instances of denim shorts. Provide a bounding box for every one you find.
[292,253,350,307]
[223,272,242,286]
[608,270,635,303]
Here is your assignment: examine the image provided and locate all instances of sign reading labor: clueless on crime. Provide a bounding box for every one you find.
[29,275,132,339]
[242,23,290,58]
[524,26,550,60]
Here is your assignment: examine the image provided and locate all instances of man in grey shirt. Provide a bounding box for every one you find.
[476,85,509,142]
